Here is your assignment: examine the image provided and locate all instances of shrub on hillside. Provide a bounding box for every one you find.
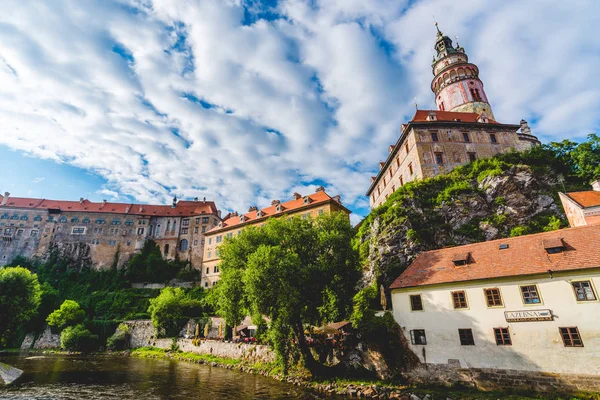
[106,323,131,351]
[60,324,99,352]
[47,300,85,331]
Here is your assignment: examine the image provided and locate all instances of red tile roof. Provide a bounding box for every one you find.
[410,109,500,124]
[390,224,600,290]
[206,190,349,234]
[0,195,218,217]
[566,191,600,208]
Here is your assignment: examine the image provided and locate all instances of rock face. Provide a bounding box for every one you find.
[0,362,23,386]
[357,164,567,289]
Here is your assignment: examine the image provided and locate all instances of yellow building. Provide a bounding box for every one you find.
[201,187,350,288]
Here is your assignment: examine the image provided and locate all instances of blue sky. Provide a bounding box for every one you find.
[0,0,598,224]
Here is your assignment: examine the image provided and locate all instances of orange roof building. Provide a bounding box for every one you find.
[201,187,350,288]
[389,223,600,380]
[366,25,539,209]
[559,180,600,227]
[0,192,221,270]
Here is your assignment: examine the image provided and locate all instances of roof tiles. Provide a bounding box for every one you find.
[390,224,600,290]
[566,191,600,208]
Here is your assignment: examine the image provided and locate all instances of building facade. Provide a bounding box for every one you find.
[366,26,539,209]
[201,187,351,288]
[0,193,220,270]
[559,180,600,227]
[389,224,600,377]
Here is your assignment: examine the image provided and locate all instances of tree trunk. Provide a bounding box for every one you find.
[293,320,332,378]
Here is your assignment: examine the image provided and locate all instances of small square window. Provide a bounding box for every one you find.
[410,329,427,345]
[410,294,423,311]
[494,327,511,345]
[572,281,596,301]
[458,329,475,345]
[559,327,583,347]
[452,291,468,309]
[182,219,189,226]
[484,288,503,307]
[520,285,541,304]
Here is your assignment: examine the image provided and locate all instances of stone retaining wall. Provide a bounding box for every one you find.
[20,327,61,350]
[406,363,600,393]
[149,338,275,364]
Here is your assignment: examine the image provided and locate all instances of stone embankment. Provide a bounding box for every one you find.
[20,326,61,350]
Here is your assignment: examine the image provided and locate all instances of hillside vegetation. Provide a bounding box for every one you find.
[355,135,599,290]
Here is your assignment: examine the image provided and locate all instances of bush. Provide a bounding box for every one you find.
[106,323,131,351]
[47,300,85,331]
[60,324,99,352]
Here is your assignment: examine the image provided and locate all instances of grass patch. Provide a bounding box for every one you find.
[131,346,240,366]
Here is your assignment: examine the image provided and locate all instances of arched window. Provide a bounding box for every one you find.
[180,239,188,251]
[164,244,170,256]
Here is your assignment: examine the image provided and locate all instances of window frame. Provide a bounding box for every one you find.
[431,132,439,142]
[493,327,512,346]
[490,133,498,144]
[462,132,470,142]
[559,327,583,347]
[483,288,504,308]
[570,280,598,302]
[519,284,543,306]
[409,294,424,312]
[451,290,469,310]
[458,328,475,346]
[410,329,427,345]
[434,152,444,165]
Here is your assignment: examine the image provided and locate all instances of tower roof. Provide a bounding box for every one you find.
[433,22,461,62]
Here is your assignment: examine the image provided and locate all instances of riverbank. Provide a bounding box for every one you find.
[130,347,565,400]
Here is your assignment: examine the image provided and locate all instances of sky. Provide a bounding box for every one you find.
[0,0,598,224]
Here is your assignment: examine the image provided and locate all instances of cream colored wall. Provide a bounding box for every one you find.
[391,271,600,375]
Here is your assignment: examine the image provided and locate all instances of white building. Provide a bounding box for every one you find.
[390,223,600,376]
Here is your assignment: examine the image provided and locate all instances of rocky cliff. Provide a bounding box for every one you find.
[356,153,582,290]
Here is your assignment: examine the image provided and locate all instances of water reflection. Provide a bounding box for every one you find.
[0,354,339,399]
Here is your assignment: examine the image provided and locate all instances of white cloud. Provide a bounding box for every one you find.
[31,177,45,184]
[0,0,598,218]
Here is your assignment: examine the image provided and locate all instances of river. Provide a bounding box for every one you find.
[0,354,344,399]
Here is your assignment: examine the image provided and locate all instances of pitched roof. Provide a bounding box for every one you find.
[390,224,600,290]
[565,191,600,208]
[410,110,500,124]
[0,195,218,217]
[206,190,349,234]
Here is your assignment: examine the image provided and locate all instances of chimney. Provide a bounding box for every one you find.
[315,186,325,193]
[1,192,9,206]
[231,211,239,217]
[592,179,600,192]
[194,197,199,201]
[248,206,258,212]
[519,119,532,135]
[332,195,341,204]
[271,200,281,206]
[293,192,302,200]
[79,197,84,204]
[172,196,178,208]
[103,199,107,205]
[203,197,206,202]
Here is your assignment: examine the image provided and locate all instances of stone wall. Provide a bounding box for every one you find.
[152,338,275,364]
[406,363,600,393]
[20,326,61,350]
[122,320,156,348]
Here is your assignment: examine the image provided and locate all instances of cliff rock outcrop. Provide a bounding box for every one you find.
[356,160,569,289]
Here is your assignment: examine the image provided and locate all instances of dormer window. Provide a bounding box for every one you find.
[303,196,312,205]
[427,112,437,121]
[543,238,564,254]
[257,210,263,217]
[452,253,471,266]
[240,215,246,222]
[276,204,282,213]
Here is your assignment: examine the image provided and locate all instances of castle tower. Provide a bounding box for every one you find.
[430,23,495,120]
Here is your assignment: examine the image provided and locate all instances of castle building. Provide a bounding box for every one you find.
[0,192,220,269]
[559,180,600,227]
[201,187,351,288]
[366,25,540,209]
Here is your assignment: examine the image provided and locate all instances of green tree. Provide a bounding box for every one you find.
[214,212,360,376]
[148,287,204,337]
[60,324,99,352]
[46,300,86,331]
[0,266,42,346]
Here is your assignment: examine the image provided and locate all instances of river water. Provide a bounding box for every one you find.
[0,354,342,399]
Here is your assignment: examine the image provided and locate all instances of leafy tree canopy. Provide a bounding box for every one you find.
[60,323,99,353]
[546,134,600,182]
[46,300,86,331]
[214,212,360,376]
[148,287,206,338]
[0,266,42,347]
